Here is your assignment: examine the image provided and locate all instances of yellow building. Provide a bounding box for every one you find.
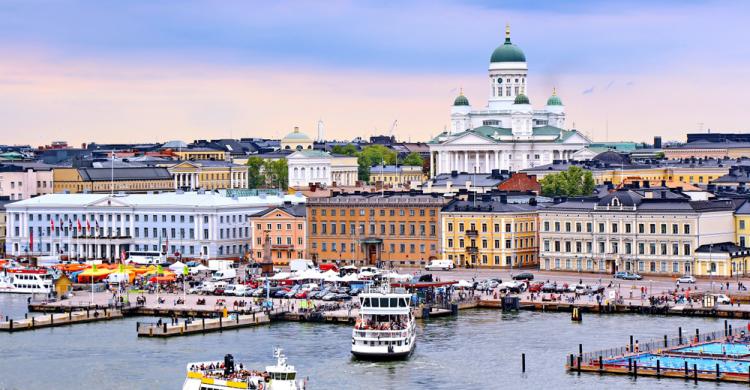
[171,148,227,161]
[280,127,314,151]
[736,202,750,247]
[53,167,174,194]
[0,198,7,256]
[693,242,750,278]
[441,194,540,268]
[369,165,425,188]
[165,161,249,190]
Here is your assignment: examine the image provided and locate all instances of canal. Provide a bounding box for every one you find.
[0,294,746,389]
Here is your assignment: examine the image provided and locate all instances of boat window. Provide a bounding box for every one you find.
[399,298,407,307]
[380,298,388,307]
[390,298,397,307]
[371,298,379,308]
[288,372,296,380]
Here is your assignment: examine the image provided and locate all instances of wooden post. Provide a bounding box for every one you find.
[163,323,167,333]
[577,356,582,373]
[9,319,13,331]
[694,364,698,384]
[69,312,72,321]
[716,363,720,380]
[628,358,632,372]
[599,356,603,371]
[696,328,700,342]
[656,359,660,378]
[579,344,583,358]
[521,353,525,372]
[634,361,638,378]
[202,318,205,333]
[729,324,733,335]
[630,335,634,352]
[679,327,683,344]
[31,317,35,327]
[569,354,574,370]
[50,314,53,325]
[219,316,223,332]
[684,361,688,378]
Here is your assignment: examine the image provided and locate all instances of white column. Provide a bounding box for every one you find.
[485,152,490,173]
[494,151,499,170]
[463,151,468,172]
[430,152,435,178]
[173,175,178,189]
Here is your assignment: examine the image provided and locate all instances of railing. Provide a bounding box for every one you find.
[466,246,478,254]
[575,326,743,365]
[353,329,409,339]
[465,229,478,237]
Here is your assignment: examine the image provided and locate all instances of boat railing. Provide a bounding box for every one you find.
[353,329,409,339]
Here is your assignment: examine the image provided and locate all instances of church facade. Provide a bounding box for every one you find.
[428,26,590,177]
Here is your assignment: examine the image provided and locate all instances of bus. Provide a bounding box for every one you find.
[126,251,167,266]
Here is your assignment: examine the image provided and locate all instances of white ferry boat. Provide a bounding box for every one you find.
[183,349,305,390]
[0,268,54,294]
[351,285,416,360]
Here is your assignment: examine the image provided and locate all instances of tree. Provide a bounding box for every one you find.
[331,144,358,156]
[245,156,266,189]
[357,145,397,182]
[400,152,424,166]
[540,166,595,197]
[263,159,288,189]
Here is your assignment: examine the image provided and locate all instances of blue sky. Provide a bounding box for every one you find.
[0,0,748,144]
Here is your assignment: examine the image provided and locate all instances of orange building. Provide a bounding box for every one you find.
[306,191,445,268]
[249,203,306,265]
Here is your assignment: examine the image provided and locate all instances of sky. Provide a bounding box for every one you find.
[0,0,748,146]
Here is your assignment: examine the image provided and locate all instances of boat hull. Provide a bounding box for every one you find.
[351,345,415,361]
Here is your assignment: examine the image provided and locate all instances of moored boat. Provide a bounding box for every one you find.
[0,267,54,294]
[183,348,306,390]
[351,285,416,360]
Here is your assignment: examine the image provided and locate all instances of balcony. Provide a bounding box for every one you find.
[466,229,478,237]
[271,244,294,250]
[466,246,478,254]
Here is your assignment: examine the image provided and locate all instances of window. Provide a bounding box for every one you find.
[448,223,453,232]
[625,224,631,233]
[649,224,656,234]
[684,244,691,255]
[611,223,618,233]
[672,224,678,234]
[660,224,667,234]
[684,224,690,234]
[598,223,605,233]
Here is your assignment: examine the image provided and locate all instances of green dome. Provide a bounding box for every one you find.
[282,127,311,141]
[490,27,526,63]
[514,93,530,105]
[453,94,469,106]
[546,94,562,106]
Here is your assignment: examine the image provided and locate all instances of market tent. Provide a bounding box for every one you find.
[168,261,187,272]
[270,272,291,280]
[291,269,323,280]
[456,280,473,289]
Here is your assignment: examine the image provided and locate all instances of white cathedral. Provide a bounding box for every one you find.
[428,26,590,177]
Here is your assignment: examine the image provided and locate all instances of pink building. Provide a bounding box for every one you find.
[249,202,306,265]
[0,164,54,200]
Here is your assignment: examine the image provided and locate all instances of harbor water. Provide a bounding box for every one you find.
[0,294,747,389]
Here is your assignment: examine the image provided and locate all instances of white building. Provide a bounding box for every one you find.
[4,191,306,260]
[428,25,590,176]
[0,163,54,200]
[287,150,358,188]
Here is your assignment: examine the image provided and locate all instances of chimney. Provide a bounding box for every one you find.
[529,197,537,206]
[661,180,666,187]
[653,136,662,149]
[491,169,500,179]
[643,181,650,188]
[500,194,507,204]
[451,170,458,178]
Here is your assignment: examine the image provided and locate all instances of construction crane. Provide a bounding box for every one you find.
[389,120,398,137]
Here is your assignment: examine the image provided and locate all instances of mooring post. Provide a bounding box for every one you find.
[202,318,205,333]
[569,354,574,369]
[31,317,35,327]
[664,335,668,348]
[694,364,698,384]
[684,361,688,378]
[522,353,525,372]
[696,328,700,342]
[9,319,13,331]
[656,360,661,377]
[630,335,634,352]
[716,363,720,380]
[634,361,638,378]
[577,356,582,373]
[599,355,603,370]
[679,327,683,344]
[729,324,733,335]
[725,320,728,336]
[219,316,223,332]
[24,313,27,319]
[579,343,583,358]
[50,314,53,325]
[628,358,632,372]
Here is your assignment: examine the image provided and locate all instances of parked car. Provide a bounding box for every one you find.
[284,285,301,299]
[294,290,309,299]
[528,282,544,293]
[512,272,534,281]
[614,271,642,280]
[712,294,731,305]
[223,284,240,296]
[273,288,290,298]
[321,292,338,301]
[425,259,454,271]
[573,284,588,294]
[541,282,557,293]
[677,275,696,284]
[334,293,352,301]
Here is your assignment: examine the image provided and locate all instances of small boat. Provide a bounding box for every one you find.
[351,284,417,360]
[183,348,306,390]
[0,268,54,294]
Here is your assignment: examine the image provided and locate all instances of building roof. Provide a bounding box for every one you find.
[6,191,306,209]
[282,127,312,141]
[442,198,540,213]
[250,203,307,218]
[490,27,526,63]
[78,167,173,181]
[454,93,470,106]
[371,165,422,174]
[427,171,510,187]
[546,90,562,106]
[695,242,750,256]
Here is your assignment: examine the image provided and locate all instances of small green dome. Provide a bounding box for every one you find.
[546,93,562,106]
[453,94,469,106]
[514,93,530,105]
[490,26,526,63]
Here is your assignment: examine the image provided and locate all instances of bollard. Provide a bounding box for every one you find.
[694,364,698,384]
[628,358,632,372]
[656,360,660,378]
[50,314,53,325]
[679,327,683,344]
[599,356,603,371]
[163,323,167,333]
[664,335,668,348]
[219,316,223,332]
[630,335,634,352]
[684,361,688,378]
[634,361,638,378]
[725,320,728,336]
[521,353,525,372]
[716,363,720,380]
[577,356,582,374]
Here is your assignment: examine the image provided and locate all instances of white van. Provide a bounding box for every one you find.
[211,268,237,281]
[425,259,454,271]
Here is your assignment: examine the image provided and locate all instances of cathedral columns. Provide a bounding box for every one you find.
[485,152,490,173]
[495,151,499,171]
[463,151,468,172]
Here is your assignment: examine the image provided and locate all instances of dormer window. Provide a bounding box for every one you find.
[611,198,620,207]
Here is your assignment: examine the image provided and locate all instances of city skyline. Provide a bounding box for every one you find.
[0,0,748,145]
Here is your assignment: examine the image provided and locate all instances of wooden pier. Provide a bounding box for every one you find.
[0,309,123,332]
[136,312,271,337]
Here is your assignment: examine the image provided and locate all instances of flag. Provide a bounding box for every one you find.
[183,265,189,276]
[29,227,33,252]
[50,219,55,230]
[95,220,99,235]
[120,248,126,262]
[76,219,82,233]
[157,265,164,275]
[92,263,98,272]
[86,220,90,235]
[118,263,125,273]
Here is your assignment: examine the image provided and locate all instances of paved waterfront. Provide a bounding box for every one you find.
[2,294,750,389]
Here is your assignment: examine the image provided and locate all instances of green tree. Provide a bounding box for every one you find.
[245,156,266,189]
[263,159,288,189]
[400,152,424,166]
[357,145,397,182]
[331,144,358,156]
[540,166,595,197]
